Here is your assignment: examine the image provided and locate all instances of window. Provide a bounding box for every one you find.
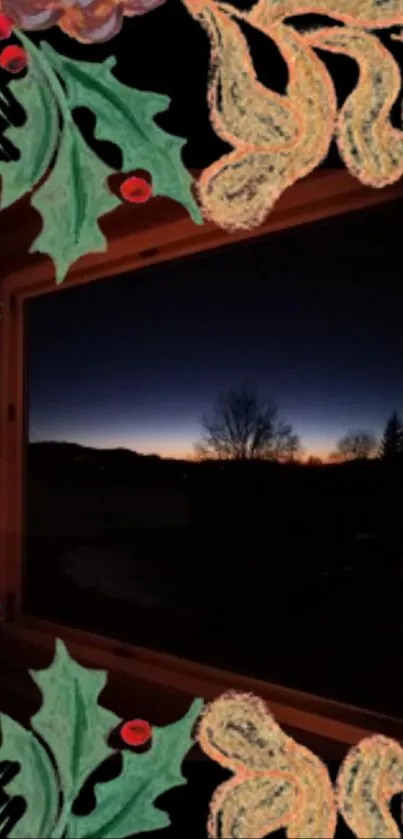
[17,193,403,718]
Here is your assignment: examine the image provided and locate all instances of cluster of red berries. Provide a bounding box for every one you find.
[0,13,27,73]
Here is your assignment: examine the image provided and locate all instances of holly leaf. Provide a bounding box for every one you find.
[29,639,121,813]
[0,61,59,210]
[29,123,120,283]
[41,43,203,224]
[66,698,204,838]
[0,714,59,838]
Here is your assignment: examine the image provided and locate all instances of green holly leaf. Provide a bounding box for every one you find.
[67,698,204,838]
[29,123,120,284]
[41,43,202,225]
[29,639,121,816]
[0,714,59,838]
[0,60,59,210]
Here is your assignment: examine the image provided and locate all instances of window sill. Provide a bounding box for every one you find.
[1,615,402,762]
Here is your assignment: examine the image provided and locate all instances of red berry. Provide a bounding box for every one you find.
[120,175,152,204]
[0,13,13,40]
[120,719,152,747]
[0,45,27,74]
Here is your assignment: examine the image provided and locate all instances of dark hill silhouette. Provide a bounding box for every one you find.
[29,440,166,466]
[28,439,401,478]
[27,441,402,549]
[27,441,192,486]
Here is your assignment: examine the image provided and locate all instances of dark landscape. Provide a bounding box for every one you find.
[25,440,403,716]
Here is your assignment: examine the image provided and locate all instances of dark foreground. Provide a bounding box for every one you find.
[24,445,403,716]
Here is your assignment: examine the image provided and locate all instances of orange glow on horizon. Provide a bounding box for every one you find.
[31,433,336,463]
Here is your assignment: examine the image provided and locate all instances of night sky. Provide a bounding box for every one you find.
[26,199,403,461]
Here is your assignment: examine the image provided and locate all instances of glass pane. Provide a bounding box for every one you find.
[24,199,403,716]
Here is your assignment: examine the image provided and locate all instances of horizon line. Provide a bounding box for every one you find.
[29,438,385,465]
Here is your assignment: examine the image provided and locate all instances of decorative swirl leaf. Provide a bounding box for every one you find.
[196,691,292,773]
[336,735,403,838]
[0,714,59,839]
[246,0,403,30]
[304,26,403,187]
[198,692,337,839]
[209,774,299,838]
[40,43,202,225]
[66,698,204,839]
[189,1,336,230]
[187,1,301,148]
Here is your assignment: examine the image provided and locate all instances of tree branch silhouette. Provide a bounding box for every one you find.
[194,385,301,462]
[329,430,377,462]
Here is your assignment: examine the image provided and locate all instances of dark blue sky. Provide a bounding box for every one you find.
[26,200,403,460]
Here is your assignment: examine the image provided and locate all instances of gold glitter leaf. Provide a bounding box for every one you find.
[336,735,403,838]
[288,743,337,838]
[197,692,292,773]
[198,693,337,839]
[183,0,301,148]
[208,773,299,838]
[195,7,336,230]
[305,27,403,187]
[197,148,289,230]
[247,0,403,31]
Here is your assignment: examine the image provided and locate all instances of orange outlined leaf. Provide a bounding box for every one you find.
[183,0,301,149]
[247,0,403,31]
[208,772,299,838]
[197,691,292,774]
[336,735,403,838]
[304,26,403,188]
[197,692,337,839]
[193,4,337,231]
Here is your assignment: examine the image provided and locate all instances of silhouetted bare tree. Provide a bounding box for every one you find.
[379,411,403,460]
[194,385,300,462]
[306,455,323,466]
[330,430,377,462]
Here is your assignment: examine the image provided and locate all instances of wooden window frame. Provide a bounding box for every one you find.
[1,167,403,750]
